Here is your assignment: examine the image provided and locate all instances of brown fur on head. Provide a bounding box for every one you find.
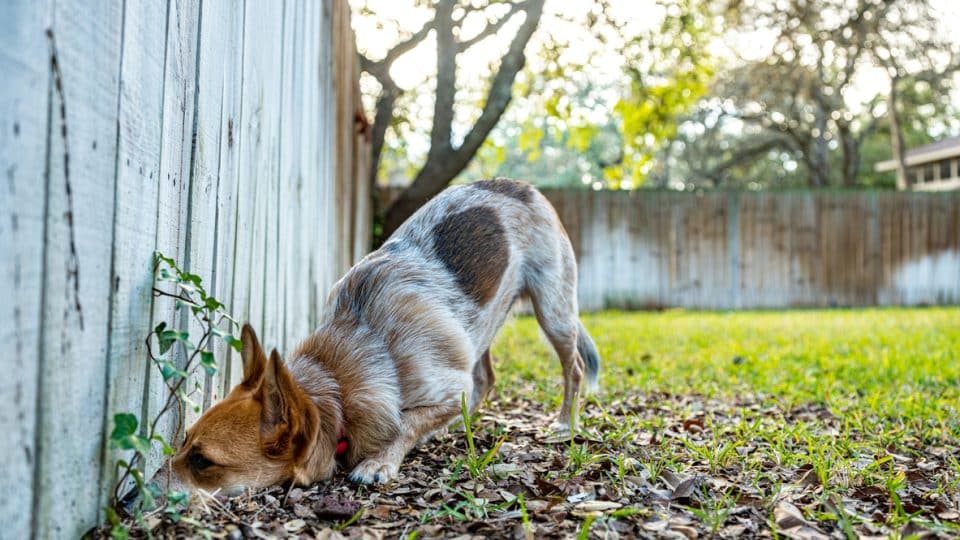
[172,324,334,494]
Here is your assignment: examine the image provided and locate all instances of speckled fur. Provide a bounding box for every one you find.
[173,179,600,490]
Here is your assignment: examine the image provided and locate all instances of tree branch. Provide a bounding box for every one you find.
[450,0,545,167]
[359,17,438,192]
[383,0,546,237]
[375,18,436,70]
[429,0,457,158]
[457,2,527,52]
[369,78,400,191]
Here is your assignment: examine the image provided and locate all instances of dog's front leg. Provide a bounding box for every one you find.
[348,402,461,485]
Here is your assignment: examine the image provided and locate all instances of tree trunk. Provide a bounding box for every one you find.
[809,81,831,188]
[888,75,910,190]
[381,0,546,239]
[369,81,399,194]
[838,122,859,187]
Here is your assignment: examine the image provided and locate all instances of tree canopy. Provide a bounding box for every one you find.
[353,0,960,236]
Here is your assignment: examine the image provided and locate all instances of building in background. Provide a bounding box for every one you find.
[876,136,960,191]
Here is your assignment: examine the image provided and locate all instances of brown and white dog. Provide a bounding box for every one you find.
[171,179,600,493]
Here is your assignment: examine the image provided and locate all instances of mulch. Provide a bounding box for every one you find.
[99,387,960,539]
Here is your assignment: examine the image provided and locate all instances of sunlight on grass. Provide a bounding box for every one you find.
[495,308,960,435]
[493,308,960,535]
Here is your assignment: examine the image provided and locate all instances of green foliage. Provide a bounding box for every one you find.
[576,514,595,540]
[685,487,737,535]
[460,392,506,480]
[335,508,365,531]
[611,1,714,187]
[105,252,240,535]
[109,414,151,456]
[463,0,716,190]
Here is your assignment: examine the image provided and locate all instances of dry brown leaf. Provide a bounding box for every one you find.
[313,494,361,520]
[574,500,622,513]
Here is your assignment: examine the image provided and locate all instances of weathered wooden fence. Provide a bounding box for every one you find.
[0,1,370,537]
[541,190,960,311]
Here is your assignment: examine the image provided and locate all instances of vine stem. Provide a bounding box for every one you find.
[112,295,218,509]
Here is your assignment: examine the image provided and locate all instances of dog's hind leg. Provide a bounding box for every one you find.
[348,401,462,484]
[525,250,585,434]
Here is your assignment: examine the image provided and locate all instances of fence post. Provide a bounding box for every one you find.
[727,191,741,309]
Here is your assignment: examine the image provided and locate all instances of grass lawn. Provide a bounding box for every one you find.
[133,308,960,539]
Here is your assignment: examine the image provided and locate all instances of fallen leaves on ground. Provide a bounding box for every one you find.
[97,386,960,539]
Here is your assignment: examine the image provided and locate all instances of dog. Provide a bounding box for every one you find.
[171,178,600,493]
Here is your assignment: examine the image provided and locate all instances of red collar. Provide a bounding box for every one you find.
[335,428,348,457]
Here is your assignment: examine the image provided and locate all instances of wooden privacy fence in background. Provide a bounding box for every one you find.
[542,190,960,311]
[0,1,370,537]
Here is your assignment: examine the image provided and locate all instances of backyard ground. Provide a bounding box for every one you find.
[120,308,959,539]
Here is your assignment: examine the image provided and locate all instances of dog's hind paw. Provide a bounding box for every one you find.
[348,458,399,485]
[541,421,573,443]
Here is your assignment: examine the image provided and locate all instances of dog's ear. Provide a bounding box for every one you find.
[258,349,322,467]
[259,349,304,457]
[239,323,267,389]
[261,349,296,426]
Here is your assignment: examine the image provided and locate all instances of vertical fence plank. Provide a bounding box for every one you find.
[147,0,201,469]
[234,1,285,354]
[299,0,323,335]
[194,0,244,397]
[191,0,234,409]
[279,0,303,351]
[333,0,356,274]
[313,0,337,319]
[36,2,124,536]
[98,0,167,509]
[0,2,52,536]
[216,2,247,393]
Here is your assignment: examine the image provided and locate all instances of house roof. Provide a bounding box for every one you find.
[875,135,960,172]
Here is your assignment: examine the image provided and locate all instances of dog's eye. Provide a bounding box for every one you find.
[188,450,216,472]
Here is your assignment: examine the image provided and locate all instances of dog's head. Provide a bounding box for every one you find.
[172,324,334,495]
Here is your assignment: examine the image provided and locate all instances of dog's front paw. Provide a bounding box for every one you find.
[348,458,399,485]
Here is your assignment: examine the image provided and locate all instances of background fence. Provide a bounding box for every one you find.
[541,189,960,311]
[0,1,370,537]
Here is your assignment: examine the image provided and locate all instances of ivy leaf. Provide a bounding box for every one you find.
[157,329,191,354]
[181,272,202,287]
[157,359,187,382]
[152,434,175,456]
[213,327,243,352]
[154,252,176,268]
[145,481,163,501]
[200,351,217,376]
[137,474,156,510]
[110,413,137,441]
[166,490,189,509]
[109,413,151,455]
[204,297,225,313]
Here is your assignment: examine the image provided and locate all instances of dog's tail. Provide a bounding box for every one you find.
[577,320,601,394]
